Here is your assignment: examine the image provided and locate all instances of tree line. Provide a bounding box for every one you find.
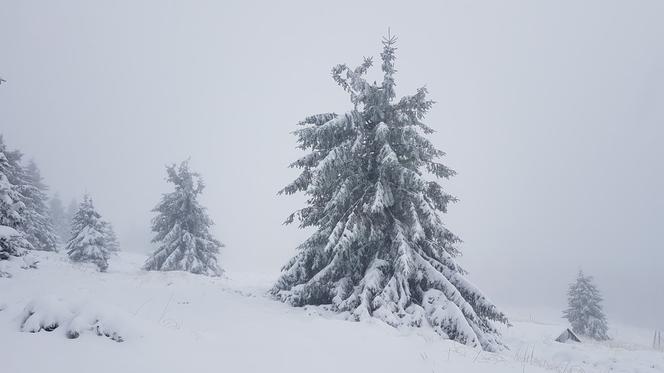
[0,34,611,349]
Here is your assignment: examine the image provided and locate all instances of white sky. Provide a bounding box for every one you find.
[2,0,663,328]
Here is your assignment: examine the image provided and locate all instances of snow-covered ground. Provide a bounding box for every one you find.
[1,251,662,373]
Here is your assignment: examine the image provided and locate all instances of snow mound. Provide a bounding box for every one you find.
[20,297,70,332]
[20,296,131,342]
[0,260,11,278]
[20,255,39,270]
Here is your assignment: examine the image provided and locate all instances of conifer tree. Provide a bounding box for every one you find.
[563,270,609,340]
[65,196,112,271]
[49,193,70,243]
[143,161,223,276]
[102,220,120,254]
[271,35,508,351]
[21,161,58,251]
[66,198,78,227]
[0,136,31,259]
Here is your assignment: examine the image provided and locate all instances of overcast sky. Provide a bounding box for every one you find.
[1,0,662,328]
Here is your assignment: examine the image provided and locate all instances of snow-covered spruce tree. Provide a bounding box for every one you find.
[563,270,609,340]
[66,198,78,227]
[65,196,112,271]
[143,161,223,276]
[49,193,70,243]
[271,35,508,351]
[21,161,58,251]
[0,136,32,259]
[102,220,120,254]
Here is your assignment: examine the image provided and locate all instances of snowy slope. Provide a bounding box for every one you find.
[1,251,662,373]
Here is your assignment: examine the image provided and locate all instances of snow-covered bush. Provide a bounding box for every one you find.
[20,296,129,342]
[66,304,126,342]
[20,254,39,269]
[20,297,72,333]
[272,35,508,351]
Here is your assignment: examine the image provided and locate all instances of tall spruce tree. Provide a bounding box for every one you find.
[0,137,24,229]
[143,161,223,276]
[271,35,508,351]
[49,193,70,243]
[0,136,32,259]
[65,195,112,271]
[563,270,609,340]
[21,161,58,251]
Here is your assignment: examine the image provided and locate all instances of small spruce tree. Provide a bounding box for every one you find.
[143,161,223,276]
[49,193,70,243]
[102,220,120,254]
[21,161,58,251]
[271,35,507,351]
[65,196,112,271]
[66,198,78,227]
[563,270,609,340]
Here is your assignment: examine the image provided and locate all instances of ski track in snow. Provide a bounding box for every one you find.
[1,251,662,373]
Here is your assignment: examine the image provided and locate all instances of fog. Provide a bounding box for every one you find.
[1,0,662,329]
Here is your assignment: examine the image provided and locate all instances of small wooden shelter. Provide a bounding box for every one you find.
[555,328,581,343]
